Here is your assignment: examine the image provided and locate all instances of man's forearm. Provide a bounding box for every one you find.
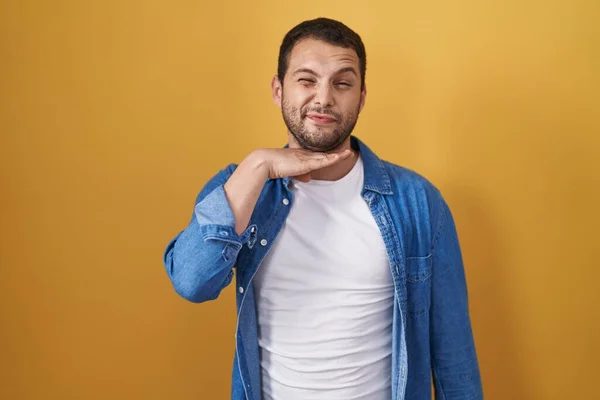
[223,150,270,235]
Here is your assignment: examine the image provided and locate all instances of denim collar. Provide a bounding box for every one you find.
[279,136,393,196]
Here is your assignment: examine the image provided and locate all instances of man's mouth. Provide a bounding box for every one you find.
[306,113,337,124]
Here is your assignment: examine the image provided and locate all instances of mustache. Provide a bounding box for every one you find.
[301,107,342,120]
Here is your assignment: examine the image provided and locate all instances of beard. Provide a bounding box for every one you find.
[281,97,360,153]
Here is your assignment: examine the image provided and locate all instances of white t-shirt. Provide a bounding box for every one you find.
[253,155,395,400]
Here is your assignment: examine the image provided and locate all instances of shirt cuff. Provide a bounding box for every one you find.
[194,185,258,247]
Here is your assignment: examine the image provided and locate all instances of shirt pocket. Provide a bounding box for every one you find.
[405,254,433,316]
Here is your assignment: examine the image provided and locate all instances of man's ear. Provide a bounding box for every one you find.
[359,84,367,113]
[271,75,283,108]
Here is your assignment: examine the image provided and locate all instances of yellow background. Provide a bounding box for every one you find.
[1,1,598,399]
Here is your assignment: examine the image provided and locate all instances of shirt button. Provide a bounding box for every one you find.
[282,198,289,205]
[238,286,244,294]
[260,239,268,246]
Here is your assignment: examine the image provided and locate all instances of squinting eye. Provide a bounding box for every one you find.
[298,78,315,84]
[335,82,352,87]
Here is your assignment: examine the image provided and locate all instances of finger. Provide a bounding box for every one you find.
[314,149,353,160]
[310,153,341,166]
[294,149,353,174]
[337,149,353,159]
[293,172,312,182]
[314,149,353,166]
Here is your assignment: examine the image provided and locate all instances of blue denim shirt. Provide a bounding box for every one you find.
[164,137,483,400]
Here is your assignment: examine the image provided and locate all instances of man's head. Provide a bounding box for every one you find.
[272,18,367,152]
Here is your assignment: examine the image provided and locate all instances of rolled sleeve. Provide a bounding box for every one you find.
[195,185,258,249]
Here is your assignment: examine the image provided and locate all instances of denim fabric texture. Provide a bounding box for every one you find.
[164,137,483,400]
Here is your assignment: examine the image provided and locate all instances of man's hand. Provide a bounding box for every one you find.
[255,148,353,182]
[223,148,352,234]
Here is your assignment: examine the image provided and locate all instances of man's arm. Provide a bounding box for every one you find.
[430,198,483,399]
[163,163,252,303]
[163,148,352,303]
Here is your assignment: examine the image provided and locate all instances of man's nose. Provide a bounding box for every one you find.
[314,83,334,108]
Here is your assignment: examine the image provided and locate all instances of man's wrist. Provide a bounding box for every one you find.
[245,149,271,181]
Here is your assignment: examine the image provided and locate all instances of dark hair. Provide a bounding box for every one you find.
[277,18,367,90]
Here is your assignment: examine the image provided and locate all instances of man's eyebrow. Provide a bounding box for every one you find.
[292,67,358,77]
[292,68,320,77]
[333,66,358,76]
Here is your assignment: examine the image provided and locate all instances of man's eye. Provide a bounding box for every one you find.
[335,82,352,87]
[298,78,315,83]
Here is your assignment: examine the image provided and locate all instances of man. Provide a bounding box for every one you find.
[164,17,483,400]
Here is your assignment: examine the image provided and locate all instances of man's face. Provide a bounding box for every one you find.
[272,38,366,152]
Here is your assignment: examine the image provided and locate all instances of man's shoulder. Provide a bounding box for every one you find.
[379,160,448,232]
[208,163,239,181]
[222,163,239,175]
[380,160,442,199]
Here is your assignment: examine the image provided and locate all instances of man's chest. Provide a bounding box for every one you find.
[253,191,393,293]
